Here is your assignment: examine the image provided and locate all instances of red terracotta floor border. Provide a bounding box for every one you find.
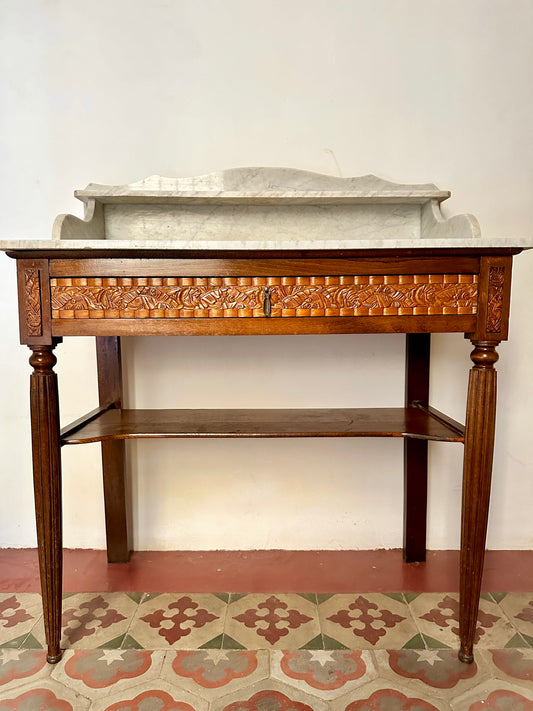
[1,549,533,593]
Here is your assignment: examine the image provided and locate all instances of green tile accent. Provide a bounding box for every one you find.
[141,593,162,604]
[300,635,324,650]
[222,635,247,650]
[404,593,421,603]
[229,593,248,604]
[21,634,43,650]
[120,635,144,650]
[199,634,224,649]
[384,593,405,603]
[423,634,451,649]
[504,633,530,648]
[100,634,126,649]
[402,634,426,649]
[213,593,230,603]
[317,594,335,604]
[480,593,494,602]
[125,593,144,604]
[322,635,349,650]
[62,592,76,600]
[519,633,533,648]
[298,593,318,605]
[0,634,31,649]
[490,592,508,604]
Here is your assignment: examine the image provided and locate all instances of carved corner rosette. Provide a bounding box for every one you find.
[24,268,43,336]
[486,266,505,334]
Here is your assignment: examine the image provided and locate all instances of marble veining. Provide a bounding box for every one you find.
[49,168,483,244]
[1,168,529,250]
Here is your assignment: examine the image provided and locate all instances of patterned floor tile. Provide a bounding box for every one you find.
[50,649,164,700]
[0,649,50,693]
[0,593,42,648]
[210,678,329,711]
[270,649,376,699]
[408,593,518,649]
[128,594,227,649]
[373,648,489,700]
[89,678,207,710]
[486,647,533,684]
[451,678,533,711]
[30,593,139,651]
[225,594,320,650]
[496,592,533,644]
[318,594,419,649]
[0,678,90,709]
[329,678,451,711]
[162,649,269,701]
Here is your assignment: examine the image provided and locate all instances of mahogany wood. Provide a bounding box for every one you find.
[403,334,431,563]
[60,407,465,444]
[49,256,481,278]
[470,256,513,342]
[16,259,52,346]
[459,341,499,663]
[29,345,62,663]
[4,246,520,664]
[52,313,477,337]
[96,337,131,563]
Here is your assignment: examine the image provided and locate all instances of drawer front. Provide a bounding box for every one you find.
[50,274,479,320]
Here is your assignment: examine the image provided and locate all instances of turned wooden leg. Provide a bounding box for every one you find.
[458,341,498,663]
[403,333,430,562]
[29,345,63,664]
[96,336,131,563]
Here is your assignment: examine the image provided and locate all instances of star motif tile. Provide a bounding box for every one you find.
[270,649,376,700]
[162,649,269,702]
[51,649,164,700]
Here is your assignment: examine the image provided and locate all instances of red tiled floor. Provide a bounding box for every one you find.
[1,549,533,593]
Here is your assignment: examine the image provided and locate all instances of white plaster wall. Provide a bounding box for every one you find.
[0,0,532,550]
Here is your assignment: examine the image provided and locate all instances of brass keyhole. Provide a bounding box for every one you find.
[263,287,272,317]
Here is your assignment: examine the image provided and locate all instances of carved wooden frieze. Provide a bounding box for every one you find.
[486,266,505,333]
[24,268,42,336]
[50,274,478,319]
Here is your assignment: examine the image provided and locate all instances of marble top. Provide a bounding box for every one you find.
[0,169,531,250]
[1,237,531,252]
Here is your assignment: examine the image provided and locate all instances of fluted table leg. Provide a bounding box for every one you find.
[459,341,498,663]
[29,345,62,664]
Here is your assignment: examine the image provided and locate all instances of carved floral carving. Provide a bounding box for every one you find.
[487,266,505,333]
[24,268,42,336]
[50,275,478,319]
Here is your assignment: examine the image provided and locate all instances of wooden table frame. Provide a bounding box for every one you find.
[6,245,517,664]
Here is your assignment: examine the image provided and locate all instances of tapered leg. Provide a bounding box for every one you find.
[459,341,498,663]
[403,333,430,562]
[29,345,62,663]
[96,336,131,563]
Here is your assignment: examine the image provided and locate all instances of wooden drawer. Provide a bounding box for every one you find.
[49,274,479,320]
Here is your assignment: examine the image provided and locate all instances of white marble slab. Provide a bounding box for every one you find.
[74,167,451,203]
[50,168,481,243]
[1,237,532,251]
[2,169,531,250]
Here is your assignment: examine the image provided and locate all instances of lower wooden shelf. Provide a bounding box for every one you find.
[60,406,464,444]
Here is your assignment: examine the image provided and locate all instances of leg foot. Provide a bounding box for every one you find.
[46,651,63,664]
